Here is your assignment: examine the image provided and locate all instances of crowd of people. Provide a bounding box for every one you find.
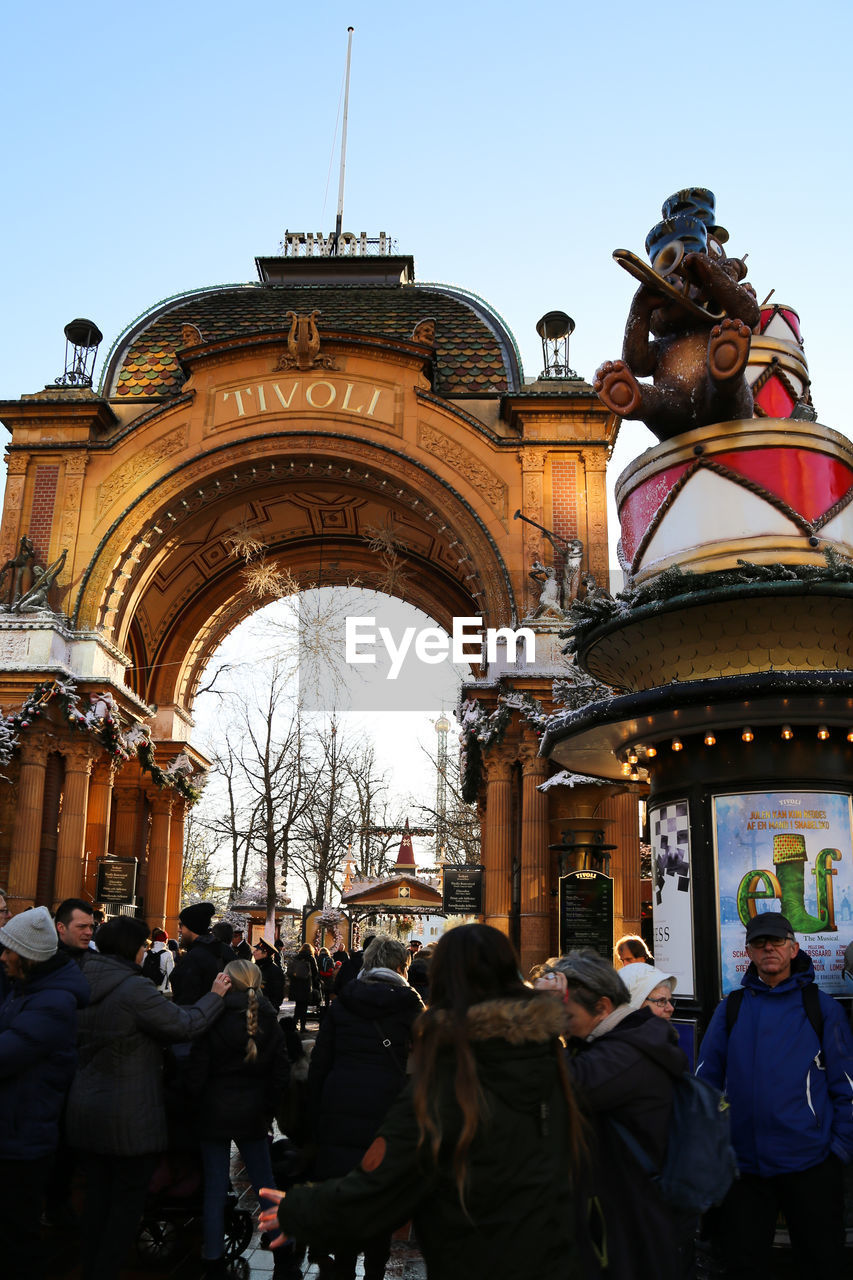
[1,886,852,1280]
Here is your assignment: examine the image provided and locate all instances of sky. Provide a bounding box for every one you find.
[1,1,851,867]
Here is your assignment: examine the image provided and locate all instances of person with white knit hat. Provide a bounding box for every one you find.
[618,962,678,1019]
[0,905,90,1274]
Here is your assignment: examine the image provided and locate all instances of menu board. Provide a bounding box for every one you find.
[443,866,484,916]
[96,858,138,904]
[559,870,614,958]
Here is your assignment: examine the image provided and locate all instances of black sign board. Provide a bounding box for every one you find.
[443,866,484,916]
[96,858,138,904]
[559,870,613,958]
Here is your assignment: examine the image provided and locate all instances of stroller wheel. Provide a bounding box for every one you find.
[223,1204,253,1259]
[136,1216,180,1264]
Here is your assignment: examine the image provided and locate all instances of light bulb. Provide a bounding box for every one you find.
[704,732,716,746]
[818,726,830,740]
[646,746,657,758]
[781,725,793,740]
[671,738,683,752]
[742,727,754,743]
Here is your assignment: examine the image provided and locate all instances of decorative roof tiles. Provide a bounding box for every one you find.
[103,282,522,400]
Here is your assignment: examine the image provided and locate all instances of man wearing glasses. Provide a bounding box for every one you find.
[697,911,853,1276]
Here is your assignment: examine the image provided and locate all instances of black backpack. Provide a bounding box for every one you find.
[141,948,164,986]
[612,1067,738,1213]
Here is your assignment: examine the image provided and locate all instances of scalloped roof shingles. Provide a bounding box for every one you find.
[107,283,520,400]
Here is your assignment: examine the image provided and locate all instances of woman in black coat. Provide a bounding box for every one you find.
[286,941,319,1032]
[537,949,688,1280]
[253,937,285,1011]
[187,958,289,1277]
[308,934,423,1280]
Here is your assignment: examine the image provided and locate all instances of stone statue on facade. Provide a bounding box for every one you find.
[12,549,68,613]
[0,535,36,608]
[529,561,566,619]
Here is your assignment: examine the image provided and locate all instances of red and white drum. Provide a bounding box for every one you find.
[616,418,853,585]
[746,304,810,419]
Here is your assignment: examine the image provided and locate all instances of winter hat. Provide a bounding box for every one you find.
[151,927,168,942]
[0,905,58,962]
[179,901,215,934]
[620,962,677,1012]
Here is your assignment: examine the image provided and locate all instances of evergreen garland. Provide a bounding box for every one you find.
[3,678,204,804]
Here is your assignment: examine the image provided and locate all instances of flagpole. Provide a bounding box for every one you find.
[334,26,354,254]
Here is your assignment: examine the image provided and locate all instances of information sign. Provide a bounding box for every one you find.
[443,866,484,916]
[559,870,613,958]
[96,858,138,904]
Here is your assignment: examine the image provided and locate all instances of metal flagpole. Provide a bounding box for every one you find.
[334,26,354,254]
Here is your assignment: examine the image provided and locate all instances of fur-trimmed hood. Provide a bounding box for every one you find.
[428,993,569,1045]
[427,995,569,1120]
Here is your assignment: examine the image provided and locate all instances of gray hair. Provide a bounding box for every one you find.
[546,949,630,1013]
[363,935,409,974]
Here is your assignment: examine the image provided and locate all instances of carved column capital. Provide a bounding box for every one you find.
[146,788,174,815]
[518,741,548,776]
[483,748,514,784]
[17,733,50,767]
[60,741,95,773]
[580,445,608,471]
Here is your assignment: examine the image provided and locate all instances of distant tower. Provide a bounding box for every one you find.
[435,712,450,860]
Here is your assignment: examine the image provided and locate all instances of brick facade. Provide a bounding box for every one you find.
[30,465,59,559]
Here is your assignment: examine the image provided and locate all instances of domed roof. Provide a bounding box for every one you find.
[102,277,523,400]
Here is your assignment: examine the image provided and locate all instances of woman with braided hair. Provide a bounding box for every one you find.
[187,958,289,1277]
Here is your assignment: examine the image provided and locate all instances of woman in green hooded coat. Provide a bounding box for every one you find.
[259,924,586,1280]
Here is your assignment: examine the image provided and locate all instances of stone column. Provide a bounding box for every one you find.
[519,742,551,977]
[165,798,186,938]
[112,787,139,859]
[145,790,173,928]
[54,743,94,905]
[8,735,49,910]
[483,753,513,936]
[84,759,115,901]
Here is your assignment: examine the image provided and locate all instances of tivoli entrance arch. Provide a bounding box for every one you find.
[0,247,639,975]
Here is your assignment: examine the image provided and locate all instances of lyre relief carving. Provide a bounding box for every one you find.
[275,311,339,372]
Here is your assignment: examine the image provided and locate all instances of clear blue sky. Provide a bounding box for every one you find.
[2,0,850,449]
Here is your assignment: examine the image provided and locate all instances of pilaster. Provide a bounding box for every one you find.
[483,751,513,936]
[8,734,50,909]
[519,741,551,976]
[145,789,174,928]
[54,741,93,904]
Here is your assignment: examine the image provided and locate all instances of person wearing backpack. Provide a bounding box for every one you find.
[696,911,853,1277]
[141,928,174,994]
[535,949,687,1280]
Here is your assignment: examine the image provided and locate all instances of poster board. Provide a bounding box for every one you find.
[713,789,853,994]
[650,799,695,996]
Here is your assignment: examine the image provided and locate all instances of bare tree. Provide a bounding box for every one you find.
[181,806,228,907]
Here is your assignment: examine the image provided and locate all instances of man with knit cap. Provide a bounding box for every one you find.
[171,901,225,1006]
[0,905,89,1273]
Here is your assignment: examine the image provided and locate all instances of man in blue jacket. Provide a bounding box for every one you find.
[697,911,853,1275]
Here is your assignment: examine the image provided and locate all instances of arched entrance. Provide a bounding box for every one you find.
[0,247,635,974]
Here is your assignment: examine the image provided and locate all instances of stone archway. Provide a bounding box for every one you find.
[0,256,636,973]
